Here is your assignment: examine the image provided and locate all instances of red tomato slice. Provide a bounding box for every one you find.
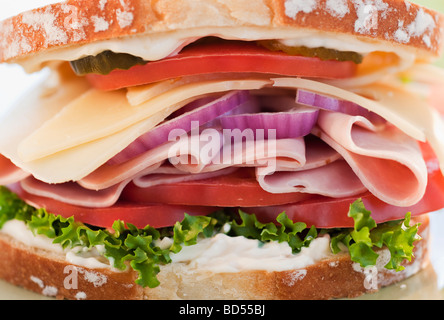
[10,143,444,230]
[11,183,215,229]
[86,41,358,91]
[120,168,312,207]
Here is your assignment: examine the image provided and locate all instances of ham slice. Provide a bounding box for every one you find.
[0,155,30,185]
[80,126,307,191]
[256,136,366,197]
[133,166,238,188]
[79,130,224,190]
[79,161,164,191]
[21,176,129,208]
[21,165,238,208]
[197,137,306,173]
[314,111,428,207]
[257,160,366,197]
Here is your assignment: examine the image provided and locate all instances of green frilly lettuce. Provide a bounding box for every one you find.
[0,187,421,288]
[330,200,421,271]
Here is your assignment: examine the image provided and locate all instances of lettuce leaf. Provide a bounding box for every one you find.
[330,199,421,271]
[0,186,34,229]
[230,211,317,253]
[0,187,421,288]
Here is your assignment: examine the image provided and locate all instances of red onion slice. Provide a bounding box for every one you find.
[296,89,386,124]
[168,95,222,119]
[219,107,319,139]
[109,91,255,165]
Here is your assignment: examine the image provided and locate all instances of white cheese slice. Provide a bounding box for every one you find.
[273,77,444,174]
[9,79,269,183]
[18,79,271,162]
[0,74,90,173]
[126,73,266,106]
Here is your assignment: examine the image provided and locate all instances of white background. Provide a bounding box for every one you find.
[0,1,61,110]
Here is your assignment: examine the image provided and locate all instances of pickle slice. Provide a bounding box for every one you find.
[70,39,363,76]
[70,51,147,76]
[257,40,364,64]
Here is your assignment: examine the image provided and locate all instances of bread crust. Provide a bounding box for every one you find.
[0,214,430,300]
[0,0,443,65]
[0,235,143,300]
[148,214,430,300]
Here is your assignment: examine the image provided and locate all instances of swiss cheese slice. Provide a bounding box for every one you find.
[18,79,271,162]
[0,75,90,172]
[126,73,270,106]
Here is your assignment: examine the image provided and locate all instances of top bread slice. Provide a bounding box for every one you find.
[0,0,443,71]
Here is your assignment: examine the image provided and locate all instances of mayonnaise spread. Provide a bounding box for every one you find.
[0,219,335,272]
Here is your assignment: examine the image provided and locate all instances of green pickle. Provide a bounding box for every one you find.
[257,40,364,64]
[70,50,147,76]
[70,40,363,76]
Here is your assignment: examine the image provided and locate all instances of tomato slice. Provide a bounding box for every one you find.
[120,168,312,207]
[86,41,358,91]
[11,183,215,229]
[10,143,444,230]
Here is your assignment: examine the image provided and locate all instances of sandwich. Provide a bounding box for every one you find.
[0,0,444,300]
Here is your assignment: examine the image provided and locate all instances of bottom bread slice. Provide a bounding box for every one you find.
[0,215,430,300]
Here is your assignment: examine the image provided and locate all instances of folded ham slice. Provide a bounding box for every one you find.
[0,155,30,185]
[314,111,428,207]
[199,137,306,173]
[133,166,238,188]
[256,136,367,197]
[20,176,128,208]
[79,129,306,191]
[20,167,240,208]
[78,130,225,191]
[257,160,367,197]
